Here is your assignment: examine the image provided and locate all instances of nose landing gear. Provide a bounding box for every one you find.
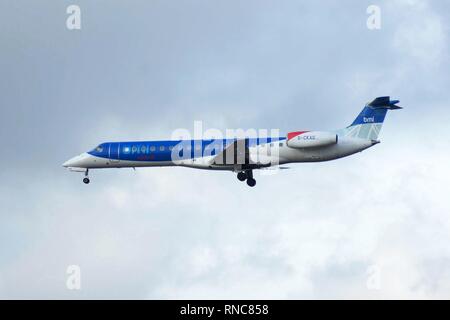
[83,169,90,184]
[237,170,256,187]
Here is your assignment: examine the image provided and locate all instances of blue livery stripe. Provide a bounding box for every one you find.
[88,137,286,162]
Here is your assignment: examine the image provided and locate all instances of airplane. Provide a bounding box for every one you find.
[63,96,401,187]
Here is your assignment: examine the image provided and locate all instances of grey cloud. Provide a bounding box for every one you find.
[0,0,449,299]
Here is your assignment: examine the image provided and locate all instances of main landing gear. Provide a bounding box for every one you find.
[237,170,256,187]
[83,169,90,184]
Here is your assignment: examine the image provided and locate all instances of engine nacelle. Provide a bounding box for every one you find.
[287,131,338,149]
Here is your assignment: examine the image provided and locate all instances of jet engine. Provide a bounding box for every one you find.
[286,131,338,149]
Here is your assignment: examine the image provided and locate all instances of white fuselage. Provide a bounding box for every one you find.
[63,96,400,187]
[63,136,377,171]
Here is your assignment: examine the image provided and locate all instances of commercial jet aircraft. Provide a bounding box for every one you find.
[63,97,401,187]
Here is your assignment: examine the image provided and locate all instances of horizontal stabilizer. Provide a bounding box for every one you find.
[368,96,402,110]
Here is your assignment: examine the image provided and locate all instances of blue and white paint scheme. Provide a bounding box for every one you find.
[63,97,402,187]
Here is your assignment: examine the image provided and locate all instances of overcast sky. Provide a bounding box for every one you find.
[0,0,449,299]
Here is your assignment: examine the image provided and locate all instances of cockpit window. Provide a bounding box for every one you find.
[95,146,103,152]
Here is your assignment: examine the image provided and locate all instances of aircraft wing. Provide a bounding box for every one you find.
[211,139,251,166]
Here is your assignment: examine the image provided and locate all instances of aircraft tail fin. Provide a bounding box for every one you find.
[344,96,401,140]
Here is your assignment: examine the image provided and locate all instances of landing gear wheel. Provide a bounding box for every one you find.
[83,177,90,184]
[246,178,256,187]
[237,172,247,181]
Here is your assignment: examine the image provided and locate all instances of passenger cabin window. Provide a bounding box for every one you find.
[123,146,131,154]
[279,142,283,147]
[150,146,156,152]
[169,146,173,151]
[160,146,165,151]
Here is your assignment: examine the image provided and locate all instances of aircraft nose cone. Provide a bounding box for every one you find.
[63,153,91,168]
[63,157,76,167]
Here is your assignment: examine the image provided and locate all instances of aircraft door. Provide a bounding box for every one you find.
[109,143,120,163]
